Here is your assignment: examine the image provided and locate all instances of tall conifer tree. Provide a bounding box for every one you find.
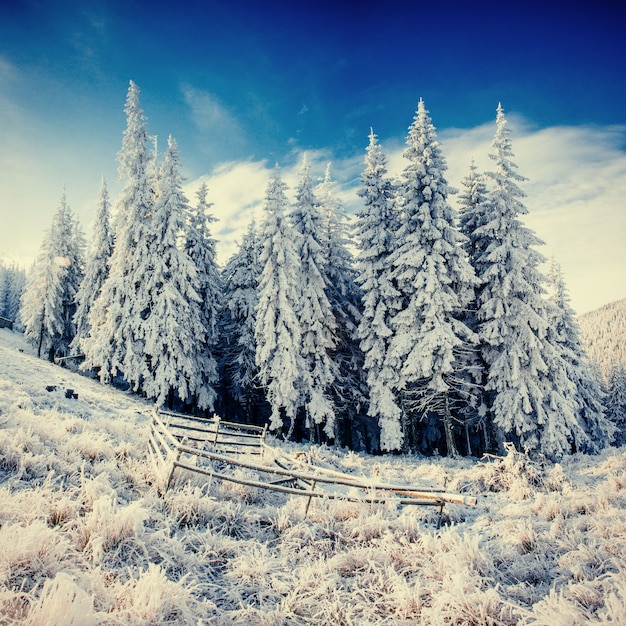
[355,130,402,450]
[457,159,493,453]
[184,181,222,410]
[22,191,84,360]
[83,80,155,387]
[221,220,264,422]
[385,100,477,454]
[546,258,615,451]
[290,156,337,438]
[477,104,588,459]
[72,177,114,354]
[606,362,626,446]
[255,168,306,433]
[141,136,216,409]
[318,163,366,443]
[0,263,26,325]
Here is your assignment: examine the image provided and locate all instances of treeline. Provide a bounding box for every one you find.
[18,81,626,459]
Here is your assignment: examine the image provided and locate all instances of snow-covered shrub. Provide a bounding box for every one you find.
[78,494,149,565]
[0,521,74,595]
[110,563,202,624]
[73,429,114,461]
[164,485,216,527]
[24,573,99,626]
[452,446,548,500]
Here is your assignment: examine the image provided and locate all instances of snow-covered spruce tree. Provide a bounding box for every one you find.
[83,80,155,387]
[290,156,337,440]
[255,167,307,434]
[354,129,402,451]
[477,104,587,459]
[0,262,26,325]
[139,135,217,410]
[0,262,7,318]
[221,219,266,423]
[606,361,626,446]
[21,191,84,361]
[545,258,615,451]
[456,159,494,454]
[385,100,477,455]
[72,177,114,355]
[183,181,221,411]
[21,247,62,360]
[317,163,367,445]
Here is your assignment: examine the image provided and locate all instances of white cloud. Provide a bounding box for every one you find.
[188,118,626,316]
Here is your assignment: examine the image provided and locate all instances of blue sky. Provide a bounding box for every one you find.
[1,0,625,314]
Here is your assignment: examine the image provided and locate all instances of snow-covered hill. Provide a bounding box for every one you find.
[1,327,625,624]
[579,298,626,377]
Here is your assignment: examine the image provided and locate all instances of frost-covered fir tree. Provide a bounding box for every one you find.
[0,262,26,325]
[21,191,84,361]
[290,156,337,439]
[545,259,615,451]
[355,130,402,449]
[255,167,306,433]
[183,181,222,410]
[221,219,265,422]
[83,80,155,386]
[0,263,6,317]
[456,159,494,453]
[72,177,114,354]
[385,100,477,454]
[140,136,217,409]
[478,104,586,459]
[606,362,626,446]
[317,163,367,445]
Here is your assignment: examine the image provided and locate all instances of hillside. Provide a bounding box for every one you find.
[0,328,626,624]
[579,298,626,376]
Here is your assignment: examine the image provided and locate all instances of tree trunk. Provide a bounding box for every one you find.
[443,395,458,458]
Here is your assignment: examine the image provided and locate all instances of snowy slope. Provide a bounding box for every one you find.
[579,298,626,376]
[1,327,625,624]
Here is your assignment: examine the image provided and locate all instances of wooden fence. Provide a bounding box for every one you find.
[148,409,477,517]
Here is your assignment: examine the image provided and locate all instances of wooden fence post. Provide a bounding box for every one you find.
[304,480,317,518]
[165,448,182,492]
[211,417,221,448]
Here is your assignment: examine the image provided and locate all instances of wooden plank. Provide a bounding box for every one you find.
[213,430,263,440]
[212,440,261,448]
[215,448,263,455]
[152,413,185,450]
[158,409,267,433]
[151,419,177,454]
[148,432,166,465]
[167,422,217,435]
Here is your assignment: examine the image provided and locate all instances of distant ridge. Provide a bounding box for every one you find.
[578,298,626,377]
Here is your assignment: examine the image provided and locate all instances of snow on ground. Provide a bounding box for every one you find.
[0,327,625,625]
